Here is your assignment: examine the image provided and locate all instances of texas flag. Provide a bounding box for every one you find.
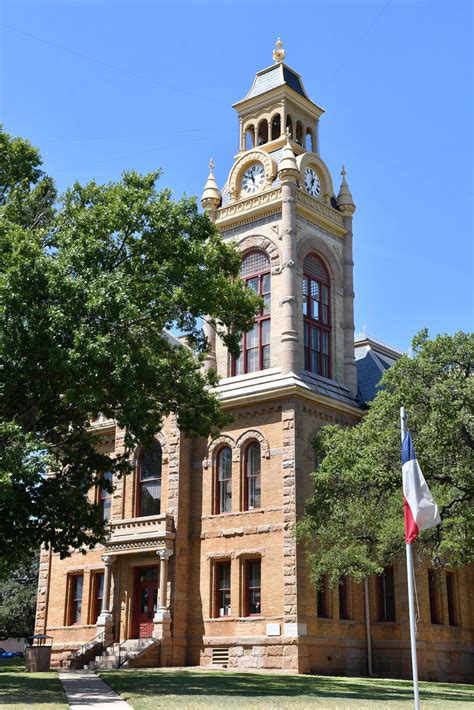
[402,431,441,544]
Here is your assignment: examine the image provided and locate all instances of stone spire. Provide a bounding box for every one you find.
[336,165,356,214]
[201,159,221,220]
[273,37,285,64]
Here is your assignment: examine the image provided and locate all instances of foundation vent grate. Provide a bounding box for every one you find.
[212,647,229,668]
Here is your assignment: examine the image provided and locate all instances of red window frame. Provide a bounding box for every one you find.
[214,561,231,617]
[303,253,331,378]
[89,571,104,624]
[215,446,232,514]
[67,574,84,626]
[232,251,271,376]
[243,442,261,511]
[244,559,261,616]
[136,442,162,518]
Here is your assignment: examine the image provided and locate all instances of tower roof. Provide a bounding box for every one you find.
[240,62,309,102]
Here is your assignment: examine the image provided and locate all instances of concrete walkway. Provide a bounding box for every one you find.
[59,669,133,709]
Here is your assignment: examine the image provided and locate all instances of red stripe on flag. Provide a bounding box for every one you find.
[404,497,419,544]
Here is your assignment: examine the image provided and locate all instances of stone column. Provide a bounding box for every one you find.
[97,554,116,643]
[153,548,173,639]
[278,142,300,375]
[341,211,357,396]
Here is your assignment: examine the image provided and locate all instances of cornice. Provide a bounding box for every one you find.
[215,186,282,230]
[215,372,363,418]
[296,191,346,238]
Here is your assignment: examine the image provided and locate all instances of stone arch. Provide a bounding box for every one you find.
[297,152,334,199]
[236,429,270,459]
[296,234,343,287]
[237,234,281,271]
[227,149,277,199]
[203,434,238,469]
[132,432,169,465]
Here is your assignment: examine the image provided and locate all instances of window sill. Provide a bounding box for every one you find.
[206,616,265,622]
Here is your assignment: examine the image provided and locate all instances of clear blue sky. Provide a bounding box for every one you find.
[1,0,472,352]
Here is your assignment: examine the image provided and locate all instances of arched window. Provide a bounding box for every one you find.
[286,114,293,139]
[244,442,261,510]
[245,125,255,150]
[137,441,162,517]
[305,128,313,152]
[233,251,271,375]
[216,447,232,514]
[303,253,331,377]
[295,121,303,146]
[257,119,268,146]
[271,113,281,140]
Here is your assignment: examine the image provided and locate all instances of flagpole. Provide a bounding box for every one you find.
[401,406,421,710]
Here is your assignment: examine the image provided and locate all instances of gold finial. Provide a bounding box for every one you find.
[209,158,215,173]
[273,37,285,63]
[341,164,347,182]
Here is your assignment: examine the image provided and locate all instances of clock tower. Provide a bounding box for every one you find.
[202,38,357,396]
[197,40,362,673]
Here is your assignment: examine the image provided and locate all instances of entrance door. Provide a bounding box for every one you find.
[133,566,158,638]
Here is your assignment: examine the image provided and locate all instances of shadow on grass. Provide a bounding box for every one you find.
[99,670,474,704]
[0,659,66,706]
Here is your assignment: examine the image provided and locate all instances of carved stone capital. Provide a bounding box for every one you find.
[101,555,116,567]
[156,548,174,561]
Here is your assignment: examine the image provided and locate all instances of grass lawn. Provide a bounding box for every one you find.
[98,668,474,710]
[0,659,68,709]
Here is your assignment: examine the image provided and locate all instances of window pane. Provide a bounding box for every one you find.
[140,481,161,516]
[262,345,270,370]
[262,293,271,314]
[247,277,259,293]
[311,351,319,374]
[310,279,319,299]
[311,298,319,320]
[247,324,258,348]
[240,251,269,278]
[322,332,329,354]
[246,348,259,373]
[220,479,232,512]
[262,273,270,294]
[247,443,261,477]
[322,285,329,305]
[322,304,328,324]
[218,448,232,481]
[261,319,270,345]
[304,323,309,346]
[304,254,328,281]
[311,327,320,352]
[141,442,162,480]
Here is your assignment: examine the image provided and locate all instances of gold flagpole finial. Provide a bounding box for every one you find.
[273,38,285,63]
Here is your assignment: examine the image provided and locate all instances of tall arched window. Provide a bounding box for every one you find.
[286,114,293,139]
[233,251,271,375]
[303,253,331,377]
[99,471,113,521]
[245,125,255,150]
[295,121,303,145]
[216,447,232,514]
[244,442,261,510]
[137,441,162,517]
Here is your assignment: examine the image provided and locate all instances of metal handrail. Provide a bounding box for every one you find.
[72,631,105,659]
[116,638,130,669]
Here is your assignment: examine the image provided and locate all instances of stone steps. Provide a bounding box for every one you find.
[86,638,157,670]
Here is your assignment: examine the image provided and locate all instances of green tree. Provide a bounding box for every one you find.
[298,330,474,587]
[0,127,261,576]
[0,553,39,639]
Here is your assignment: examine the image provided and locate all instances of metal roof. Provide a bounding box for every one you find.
[240,63,308,102]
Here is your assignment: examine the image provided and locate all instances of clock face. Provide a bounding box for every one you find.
[304,167,321,197]
[241,163,265,195]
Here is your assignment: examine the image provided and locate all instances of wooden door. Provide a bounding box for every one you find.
[133,566,158,638]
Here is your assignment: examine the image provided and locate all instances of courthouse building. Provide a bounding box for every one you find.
[35,42,473,681]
